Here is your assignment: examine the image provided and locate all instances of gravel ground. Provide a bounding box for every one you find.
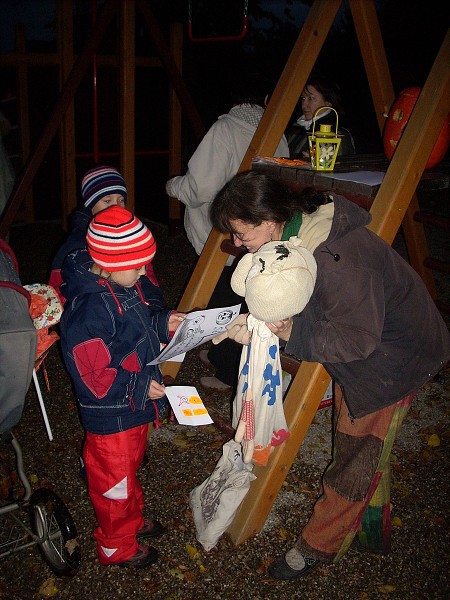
[0,194,448,600]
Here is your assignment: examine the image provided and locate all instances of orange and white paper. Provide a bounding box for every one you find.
[165,386,213,426]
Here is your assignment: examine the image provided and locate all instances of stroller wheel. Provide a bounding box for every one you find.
[29,488,81,576]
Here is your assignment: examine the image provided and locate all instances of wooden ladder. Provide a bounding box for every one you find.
[162,0,449,545]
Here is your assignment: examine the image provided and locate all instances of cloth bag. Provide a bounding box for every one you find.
[233,316,290,466]
[189,439,255,551]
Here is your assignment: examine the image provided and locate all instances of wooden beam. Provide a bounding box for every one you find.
[349,0,395,129]
[136,0,206,142]
[119,0,136,213]
[227,361,330,544]
[0,0,120,239]
[168,22,183,234]
[57,0,77,230]
[241,0,342,169]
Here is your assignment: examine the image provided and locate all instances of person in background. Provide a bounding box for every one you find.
[209,170,449,580]
[287,74,355,160]
[59,206,185,569]
[165,85,290,258]
[49,165,158,304]
[166,85,290,391]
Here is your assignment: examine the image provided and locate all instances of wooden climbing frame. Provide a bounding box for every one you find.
[163,0,449,545]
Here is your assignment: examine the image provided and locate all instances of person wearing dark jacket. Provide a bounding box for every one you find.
[286,74,355,160]
[49,165,158,304]
[60,206,185,569]
[209,170,449,580]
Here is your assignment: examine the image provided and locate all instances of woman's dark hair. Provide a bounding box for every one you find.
[210,170,331,233]
[304,74,345,116]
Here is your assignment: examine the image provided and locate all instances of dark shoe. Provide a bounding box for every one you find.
[139,452,149,469]
[200,376,231,391]
[268,553,319,580]
[115,543,158,569]
[137,519,167,539]
[79,456,87,482]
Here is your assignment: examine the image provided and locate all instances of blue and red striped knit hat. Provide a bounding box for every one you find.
[81,165,127,210]
[86,206,156,272]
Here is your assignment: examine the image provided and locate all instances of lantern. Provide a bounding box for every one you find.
[308,107,341,171]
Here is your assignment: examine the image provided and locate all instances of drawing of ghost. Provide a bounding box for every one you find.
[174,314,206,352]
[216,309,234,326]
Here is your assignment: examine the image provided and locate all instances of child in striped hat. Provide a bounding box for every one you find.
[60,206,185,569]
[49,165,159,304]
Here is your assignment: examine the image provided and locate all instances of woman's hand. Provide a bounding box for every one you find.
[148,379,166,400]
[168,311,186,333]
[212,313,251,346]
[266,318,293,342]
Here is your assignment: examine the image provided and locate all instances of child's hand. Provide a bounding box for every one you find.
[148,379,166,399]
[168,311,186,333]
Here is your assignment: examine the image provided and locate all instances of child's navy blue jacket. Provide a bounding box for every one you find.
[60,248,171,435]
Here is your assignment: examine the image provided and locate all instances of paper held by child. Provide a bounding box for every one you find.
[165,386,213,426]
[148,304,241,365]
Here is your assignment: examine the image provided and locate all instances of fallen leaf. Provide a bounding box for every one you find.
[186,543,200,560]
[378,584,397,593]
[38,578,59,597]
[427,433,440,447]
[392,516,403,527]
[169,567,185,580]
[171,434,191,448]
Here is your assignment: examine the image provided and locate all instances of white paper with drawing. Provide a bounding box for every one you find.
[165,386,213,425]
[148,304,241,365]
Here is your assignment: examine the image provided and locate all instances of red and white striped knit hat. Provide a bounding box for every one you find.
[86,206,156,272]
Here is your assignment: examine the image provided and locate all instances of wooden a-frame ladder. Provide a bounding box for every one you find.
[163,0,450,545]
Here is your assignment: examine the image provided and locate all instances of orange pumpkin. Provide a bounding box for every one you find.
[383,87,450,169]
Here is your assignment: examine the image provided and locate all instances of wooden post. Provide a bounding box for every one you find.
[119,0,136,213]
[350,0,440,298]
[15,24,33,224]
[168,22,183,236]
[57,0,76,230]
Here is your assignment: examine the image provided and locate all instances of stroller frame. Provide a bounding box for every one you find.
[0,238,80,576]
[0,430,80,576]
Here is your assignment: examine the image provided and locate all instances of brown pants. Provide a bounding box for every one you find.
[295,384,414,562]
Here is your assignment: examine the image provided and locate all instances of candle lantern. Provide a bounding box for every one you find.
[308,107,341,171]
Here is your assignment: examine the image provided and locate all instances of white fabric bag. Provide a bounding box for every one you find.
[189,439,255,551]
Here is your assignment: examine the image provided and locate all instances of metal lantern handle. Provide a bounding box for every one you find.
[311,106,339,136]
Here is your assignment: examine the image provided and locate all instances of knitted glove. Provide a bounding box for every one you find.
[212,313,251,345]
[234,389,255,464]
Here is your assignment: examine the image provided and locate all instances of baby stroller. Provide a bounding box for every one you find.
[0,239,80,576]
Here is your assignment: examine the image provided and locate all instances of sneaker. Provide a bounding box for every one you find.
[268,553,319,580]
[115,543,158,569]
[199,349,211,366]
[200,376,231,391]
[137,519,167,539]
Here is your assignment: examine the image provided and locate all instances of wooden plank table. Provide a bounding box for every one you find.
[251,153,450,210]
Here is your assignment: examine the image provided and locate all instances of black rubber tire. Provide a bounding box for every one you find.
[29,488,81,576]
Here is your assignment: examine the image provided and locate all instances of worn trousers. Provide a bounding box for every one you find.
[295,384,415,562]
[84,424,148,564]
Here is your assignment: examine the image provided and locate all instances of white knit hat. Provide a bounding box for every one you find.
[231,237,317,322]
